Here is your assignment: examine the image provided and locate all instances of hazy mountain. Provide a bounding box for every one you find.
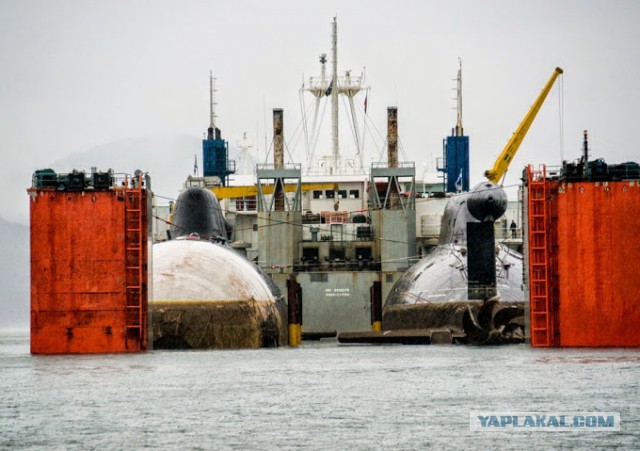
[49,133,203,203]
[49,133,251,203]
[0,216,29,328]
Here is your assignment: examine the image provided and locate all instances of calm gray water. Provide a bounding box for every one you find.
[1,330,639,450]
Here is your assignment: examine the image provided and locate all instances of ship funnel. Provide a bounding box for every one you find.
[273,108,285,211]
[386,106,401,208]
[387,107,398,168]
[273,109,284,169]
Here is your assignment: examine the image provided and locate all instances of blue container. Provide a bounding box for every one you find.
[203,138,234,186]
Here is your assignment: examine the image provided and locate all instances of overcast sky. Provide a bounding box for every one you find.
[1,0,638,224]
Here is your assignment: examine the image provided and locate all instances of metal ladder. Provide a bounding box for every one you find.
[124,174,147,349]
[527,165,553,346]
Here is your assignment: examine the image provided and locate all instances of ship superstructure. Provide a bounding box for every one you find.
[255,106,416,334]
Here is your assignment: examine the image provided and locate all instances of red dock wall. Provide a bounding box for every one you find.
[29,186,149,354]
[528,174,640,346]
[554,181,640,346]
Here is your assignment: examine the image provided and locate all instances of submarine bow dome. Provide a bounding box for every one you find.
[151,239,287,349]
[153,239,275,302]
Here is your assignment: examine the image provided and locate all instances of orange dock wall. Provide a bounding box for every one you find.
[552,181,640,346]
[29,188,149,354]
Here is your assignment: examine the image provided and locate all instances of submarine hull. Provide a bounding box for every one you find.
[151,299,284,349]
[151,239,287,349]
[385,244,523,305]
[383,183,525,343]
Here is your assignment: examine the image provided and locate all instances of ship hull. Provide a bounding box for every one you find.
[151,239,287,349]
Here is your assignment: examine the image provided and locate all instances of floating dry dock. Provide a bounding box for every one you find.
[29,170,150,354]
[525,143,640,347]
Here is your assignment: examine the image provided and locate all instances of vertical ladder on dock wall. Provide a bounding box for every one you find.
[124,174,147,350]
[527,165,553,346]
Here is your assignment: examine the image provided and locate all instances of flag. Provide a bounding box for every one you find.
[324,79,333,96]
[364,94,368,114]
[194,154,198,176]
[455,169,463,190]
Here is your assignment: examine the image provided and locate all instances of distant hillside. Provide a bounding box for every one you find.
[49,133,250,203]
[0,217,29,328]
[48,134,200,202]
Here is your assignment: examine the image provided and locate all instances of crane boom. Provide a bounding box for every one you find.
[484,67,563,183]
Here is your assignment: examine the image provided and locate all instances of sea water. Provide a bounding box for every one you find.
[1,330,638,449]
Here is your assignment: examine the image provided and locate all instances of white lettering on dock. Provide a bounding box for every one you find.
[325,288,350,297]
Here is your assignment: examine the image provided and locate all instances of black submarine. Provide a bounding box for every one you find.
[382,67,563,344]
[383,181,525,343]
[150,123,287,349]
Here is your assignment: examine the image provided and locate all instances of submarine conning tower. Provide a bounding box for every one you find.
[169,187,231,241]
[437,181,507,246]
[465,182,507,300]
[434,181,507,300]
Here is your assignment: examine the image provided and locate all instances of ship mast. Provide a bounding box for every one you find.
[209,71,217,131]
[455,58,463,137]
[331,17,339,174]
[300,17,367,175]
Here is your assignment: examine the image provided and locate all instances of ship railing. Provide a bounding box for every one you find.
[304,166,368,176]
[306,74,365,92]
[256,163,302,171]
[370,162,416,182]
[371,161,415,170]
[31,168,149,191]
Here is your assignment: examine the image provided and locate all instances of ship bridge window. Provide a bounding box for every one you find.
[338,190,347,199]
[302,247,319,262]
[325,190,335,199]
[313,190,323,199]
[349,189,359,199]
[329,248,345,261]
[355,247,372,260]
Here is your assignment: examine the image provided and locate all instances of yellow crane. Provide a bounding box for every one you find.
[484,67,563,184]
